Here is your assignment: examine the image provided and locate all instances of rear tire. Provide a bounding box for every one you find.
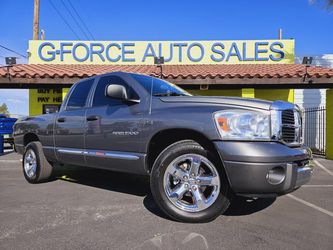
[23,141,53,183]
[150,140,230,223]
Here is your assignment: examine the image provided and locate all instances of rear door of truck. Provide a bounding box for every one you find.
[54,78,95,166]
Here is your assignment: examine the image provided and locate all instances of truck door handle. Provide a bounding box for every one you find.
[57,117,66,123]
[86,115,99,121]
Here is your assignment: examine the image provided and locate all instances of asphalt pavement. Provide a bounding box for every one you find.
[0,151,332,250]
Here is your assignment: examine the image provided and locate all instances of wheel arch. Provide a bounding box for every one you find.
[23,133,39,146]
[146,128,227,177]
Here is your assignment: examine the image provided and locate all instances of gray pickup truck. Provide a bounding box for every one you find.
[13,72,313,222]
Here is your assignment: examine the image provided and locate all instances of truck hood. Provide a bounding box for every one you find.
[159,96,274,110]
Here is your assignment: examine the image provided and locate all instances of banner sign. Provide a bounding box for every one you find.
[28,39,295,65]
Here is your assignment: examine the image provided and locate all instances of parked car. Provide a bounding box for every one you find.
[0,114,17,149]
[13,72,314,222]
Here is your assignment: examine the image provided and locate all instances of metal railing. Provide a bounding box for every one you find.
[302,106,326,156]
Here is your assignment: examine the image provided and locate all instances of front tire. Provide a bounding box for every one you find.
[23,141,53,183]
[150,140,230,223]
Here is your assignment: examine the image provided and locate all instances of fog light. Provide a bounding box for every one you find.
[266,166,285,185]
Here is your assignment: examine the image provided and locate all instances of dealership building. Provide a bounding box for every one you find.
[0,39,332,158]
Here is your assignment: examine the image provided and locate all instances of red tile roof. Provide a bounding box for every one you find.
[0,64,332,80]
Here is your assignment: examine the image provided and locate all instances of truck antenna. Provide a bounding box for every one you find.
[149,76,153,114]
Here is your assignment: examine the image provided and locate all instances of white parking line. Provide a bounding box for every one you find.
[303,185,333,187]
[314,160,333,177]
[0,160,20,163]
[287,194,333,218]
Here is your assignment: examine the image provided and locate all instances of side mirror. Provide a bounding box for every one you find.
[106,84,128,100]
[106,84,140,103]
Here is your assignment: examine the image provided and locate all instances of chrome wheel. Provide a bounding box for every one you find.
[163,154,220,212]
[24,149,37,178]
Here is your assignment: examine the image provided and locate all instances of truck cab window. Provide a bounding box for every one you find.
[66,79,94,110]
[131,73,191,96]
[92,75,138,107]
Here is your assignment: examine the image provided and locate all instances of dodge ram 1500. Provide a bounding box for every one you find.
[13,72,314,222]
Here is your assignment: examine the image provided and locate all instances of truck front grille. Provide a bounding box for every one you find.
[281,109,295,124]
[281,109,301,145]
[281,126,296,143]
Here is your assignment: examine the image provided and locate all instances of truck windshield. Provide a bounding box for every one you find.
[131,74,192,97]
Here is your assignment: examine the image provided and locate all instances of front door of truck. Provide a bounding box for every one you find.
[54,79,95,166]
[84,75,144,173]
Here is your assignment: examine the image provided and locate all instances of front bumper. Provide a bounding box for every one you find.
[214,141,314,197]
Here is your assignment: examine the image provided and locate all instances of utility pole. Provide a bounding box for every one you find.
[33,0,40,40]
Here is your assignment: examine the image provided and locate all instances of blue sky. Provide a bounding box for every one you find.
[0,0,332,115]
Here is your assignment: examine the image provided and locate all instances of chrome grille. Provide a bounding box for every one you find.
[281,109,295,124]
[281,127,296,143]
[280,109,302,145]
[270,101,302,146]
[271,101,302,146]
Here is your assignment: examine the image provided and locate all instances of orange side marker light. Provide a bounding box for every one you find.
[217,117,230,131]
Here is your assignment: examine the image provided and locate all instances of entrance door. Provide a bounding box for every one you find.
[54,78,95,166]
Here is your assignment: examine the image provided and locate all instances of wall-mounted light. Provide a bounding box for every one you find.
[154,56,164,65]
[5,57,17,66]
[154,56,164,78]
[302,56,313,83]
[302,56,313,66]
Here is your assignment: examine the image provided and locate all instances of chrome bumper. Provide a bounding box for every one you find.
[294,160,314,188]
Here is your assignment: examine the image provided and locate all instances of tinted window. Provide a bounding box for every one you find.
[92,75,139,107]
[66,79,94,110]
[131,74,191,97]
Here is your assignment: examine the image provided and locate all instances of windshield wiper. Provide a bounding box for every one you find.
[153,92,186,97]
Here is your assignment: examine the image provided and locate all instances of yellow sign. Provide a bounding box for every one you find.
[29,39,295,65]
[29,88,63,115]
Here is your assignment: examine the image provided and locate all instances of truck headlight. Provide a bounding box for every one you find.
[214,110,270,140]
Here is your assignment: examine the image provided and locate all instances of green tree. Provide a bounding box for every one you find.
[0,103,9,115]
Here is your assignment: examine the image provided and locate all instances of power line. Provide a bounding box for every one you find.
[67,0,96,40]
[0,44,27,58]
[47,0,81,39]
[312,59,333,61]
[60,0,90,40]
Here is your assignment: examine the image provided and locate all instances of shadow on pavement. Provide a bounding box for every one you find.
[54,164,173,220]
[143,193,177,221]
[53,164,150,197]
[52,165,276,220]
[224,196,276,216]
